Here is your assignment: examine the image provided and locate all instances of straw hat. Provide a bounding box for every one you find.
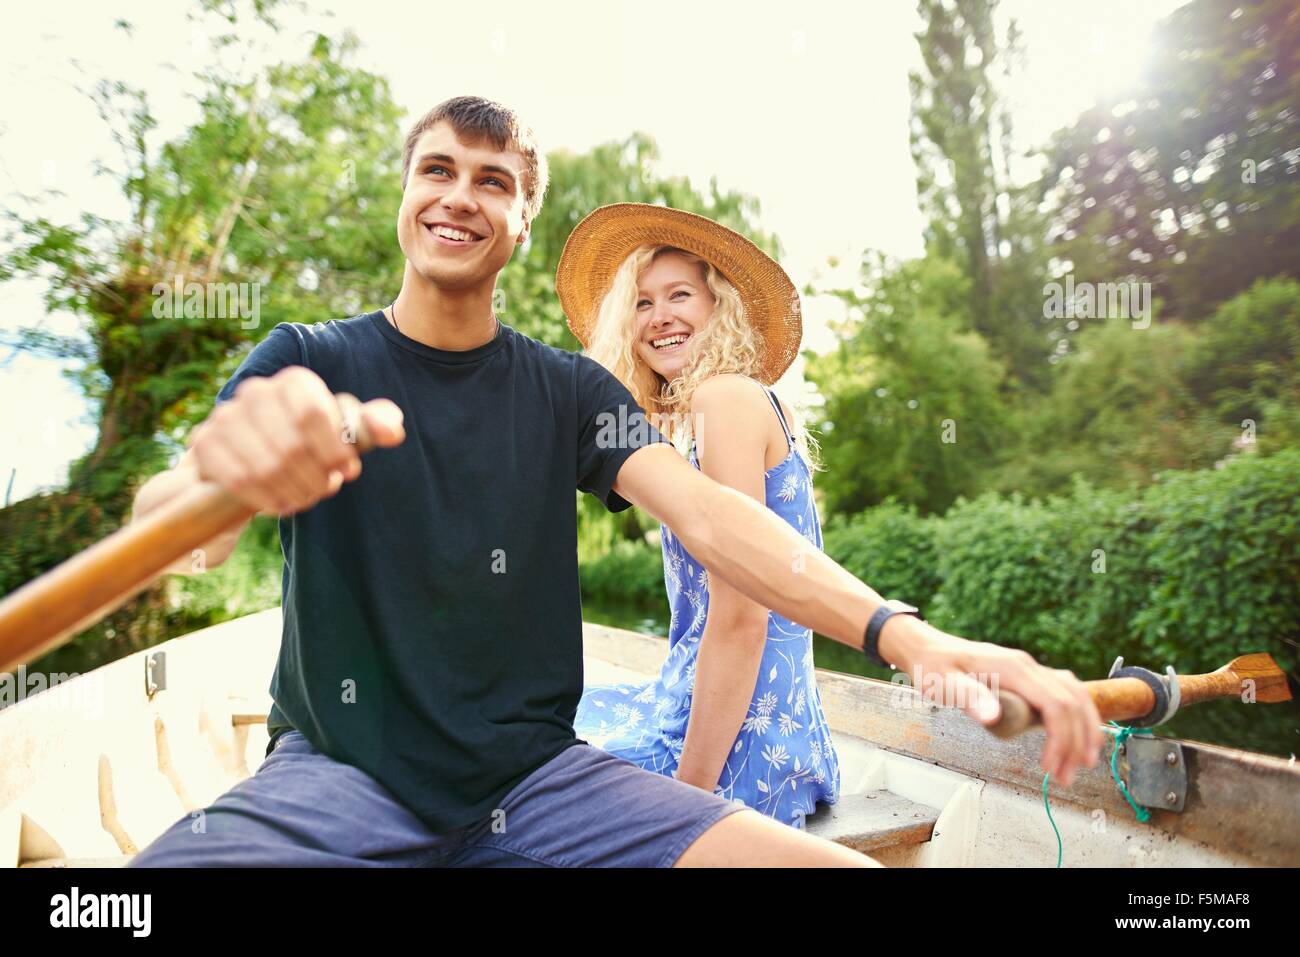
[555,203,802,385]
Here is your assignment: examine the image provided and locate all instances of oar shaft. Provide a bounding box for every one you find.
[988,650,1292,738]
[0,393,373,674]
[990,676,1157,739]
[1178,669,1246,707]
[0,482,251,673]
[1082,676,1157,722]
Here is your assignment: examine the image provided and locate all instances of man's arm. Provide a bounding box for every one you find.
[132,448,251,574]
[612,443,1105,787]
[615,444,885,652]
[129,367,406,575]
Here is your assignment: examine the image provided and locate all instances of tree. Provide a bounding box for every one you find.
[1041,0,1300,321]
[807,253,1011,516]
[992,318,1230,498]
[0,18,406,663]
[1185,277,1300,452]
[910,0,1053,386]
[1,30,405,516]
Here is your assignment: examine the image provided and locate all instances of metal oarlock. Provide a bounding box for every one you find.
[1108,656,1181,728]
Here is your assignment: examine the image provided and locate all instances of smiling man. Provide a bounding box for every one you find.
[127,96,1101,868]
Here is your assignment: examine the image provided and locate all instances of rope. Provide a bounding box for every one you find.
[1042,772,1062,868]
[1041,720,1156,866]
[1109,721,1154,823]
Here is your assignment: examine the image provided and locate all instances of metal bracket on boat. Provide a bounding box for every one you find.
[1108,656,1181,728]
[1115,735,1188,813]
[145,651,167,697]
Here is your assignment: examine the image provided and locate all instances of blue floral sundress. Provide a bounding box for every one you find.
[576,384,841,829]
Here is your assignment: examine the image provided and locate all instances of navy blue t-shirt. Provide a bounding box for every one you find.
[214,311,665,833]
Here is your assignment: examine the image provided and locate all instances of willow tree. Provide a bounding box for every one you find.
[0,23,405,662]
[2,33,403,516]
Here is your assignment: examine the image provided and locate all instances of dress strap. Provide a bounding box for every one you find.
[763,386,794,452]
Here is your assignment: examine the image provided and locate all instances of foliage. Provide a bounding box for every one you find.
[818,449,1300,754]
[579,539,664,609]
[821,501,944,609]
[821,449,1299,692]
[1040,0,1300,321]
[0,29,407,520]
[991,318,1233,496]
[1185,277,1300,451]
[909,0,1054,385]
[807,254,1012,514]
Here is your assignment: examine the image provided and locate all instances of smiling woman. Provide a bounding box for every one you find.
[557,204,838,830]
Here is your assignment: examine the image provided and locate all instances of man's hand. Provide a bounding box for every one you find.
[190,366,406,516]
[879,615,1104,786]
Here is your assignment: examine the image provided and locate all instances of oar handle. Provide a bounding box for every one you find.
[987,677,1158,739]
[0,395,373,673]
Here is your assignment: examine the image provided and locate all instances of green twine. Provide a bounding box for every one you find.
[1042,772,1062,868]
[1041,720,1156,867]
[1109,721,1155,823]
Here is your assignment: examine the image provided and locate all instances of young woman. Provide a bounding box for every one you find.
[556,203,840,829]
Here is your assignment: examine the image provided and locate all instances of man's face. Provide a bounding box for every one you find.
[397,122,531,292]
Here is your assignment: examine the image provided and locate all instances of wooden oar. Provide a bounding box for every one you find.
[988,653,1293,738]
[0,395,374,674]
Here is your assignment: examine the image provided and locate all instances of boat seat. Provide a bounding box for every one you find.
[805,789,941,852]
[227,693,273,727]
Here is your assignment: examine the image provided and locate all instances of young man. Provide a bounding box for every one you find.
[128,96,1102,867]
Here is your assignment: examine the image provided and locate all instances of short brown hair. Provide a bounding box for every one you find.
[401,96,549,223]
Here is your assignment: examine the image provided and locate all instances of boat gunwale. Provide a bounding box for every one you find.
[583,622,1300,867]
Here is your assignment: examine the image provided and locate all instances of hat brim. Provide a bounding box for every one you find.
[555,203,802,385]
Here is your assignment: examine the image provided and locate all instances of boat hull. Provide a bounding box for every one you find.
[1,609,1295,867]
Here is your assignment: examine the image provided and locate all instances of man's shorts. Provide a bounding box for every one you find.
[128,730,745,867]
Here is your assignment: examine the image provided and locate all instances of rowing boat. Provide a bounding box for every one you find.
[2,608,1296,867]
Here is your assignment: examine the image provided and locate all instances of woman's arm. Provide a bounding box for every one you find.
[672,377,774,791]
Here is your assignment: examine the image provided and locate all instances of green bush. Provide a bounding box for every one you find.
[921,485,1126,677]
[825,450,1298,675]
[579,539,664,609]
[822,501,943,609]
[816,450,1300,754]
[1133,451,1300,672]
[174,515,284,630]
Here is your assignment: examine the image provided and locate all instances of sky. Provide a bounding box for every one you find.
[0,0,1187,500]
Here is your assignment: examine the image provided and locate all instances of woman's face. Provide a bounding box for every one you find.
[633,252,716,381]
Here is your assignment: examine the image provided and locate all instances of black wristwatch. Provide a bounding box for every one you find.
[862,601,923,668]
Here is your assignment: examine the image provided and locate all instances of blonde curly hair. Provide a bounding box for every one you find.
[586,245,819,467]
